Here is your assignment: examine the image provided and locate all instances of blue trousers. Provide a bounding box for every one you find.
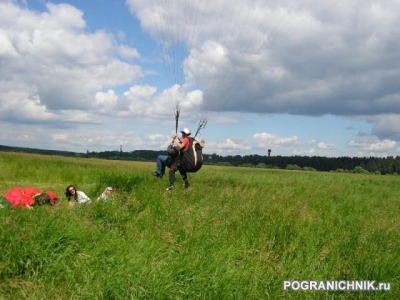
[156,155,170,175]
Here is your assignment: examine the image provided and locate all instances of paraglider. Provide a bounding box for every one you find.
[136,0,305,189]
[152,128,205,190]
[165,128,205,191]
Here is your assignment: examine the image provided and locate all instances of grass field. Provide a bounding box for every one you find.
[0,151,399,299]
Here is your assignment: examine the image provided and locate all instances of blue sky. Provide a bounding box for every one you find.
[1,0,400,157]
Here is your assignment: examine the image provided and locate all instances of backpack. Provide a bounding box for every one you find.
[179,137,203,173]
[165,144,180,168]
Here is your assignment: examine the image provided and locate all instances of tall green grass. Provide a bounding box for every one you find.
[0,152,399,299]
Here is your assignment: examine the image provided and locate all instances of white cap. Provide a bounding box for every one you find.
[181,128,191,135]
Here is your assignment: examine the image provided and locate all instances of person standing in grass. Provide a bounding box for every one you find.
[65,185,91,206]
[97,186,114,203]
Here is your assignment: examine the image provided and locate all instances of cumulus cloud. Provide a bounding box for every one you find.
[49,128,151,152]
[126,0,400,141]
[253,132,299,147]
[366,114,400,141]
[367,140,396,151]
[252,132,340,155]
[348,134,396,152]
[117,45,140,60]
[0,120,161,152]
[317,142,336,150]
[207,138,252,154]
[2,0,400,155]
[100,84,203,120]
[95,90,119,110]
[293,148,316,156]
[0,1,209,132]
[0,1,143,123]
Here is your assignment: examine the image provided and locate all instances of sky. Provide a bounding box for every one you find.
[1,0,400,157]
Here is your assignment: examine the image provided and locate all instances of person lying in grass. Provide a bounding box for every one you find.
[65,185,91,206]
[97,186,114,203]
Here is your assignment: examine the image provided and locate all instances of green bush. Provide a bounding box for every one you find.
[351,166,369,174]
[286,164,302,170]
[303,166,317,171]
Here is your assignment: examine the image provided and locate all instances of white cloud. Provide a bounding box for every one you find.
[251,133,341,156]
[1,0,400,156]
[52,134,68,141]
[206,138,252,154]
[103,84,204,121]
[0,1,143,121]
[126,0,400,142]
[0,121,158,152]
[292,148,316,156]
[367,140,396,151]
[0,29,19,57]
[348,136,396,152]
[317,142,336,150]
[253,132,298,147]
[95,90,118,109]
[0,83,59,123]
[366,114,400,141]
[303,139,316,146]
[117,45,140,60]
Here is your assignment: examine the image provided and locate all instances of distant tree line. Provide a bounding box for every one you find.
[85,149,165,162]
[0,145,77,157]
[1,145,399,175]
[205,153,400,175]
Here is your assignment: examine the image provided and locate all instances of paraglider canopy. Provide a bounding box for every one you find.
[3,187,59,209]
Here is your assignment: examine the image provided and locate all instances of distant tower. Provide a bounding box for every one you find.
[120,145,123,152]
[268,149,271,157]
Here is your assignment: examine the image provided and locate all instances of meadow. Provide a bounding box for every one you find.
[0,151,399,299]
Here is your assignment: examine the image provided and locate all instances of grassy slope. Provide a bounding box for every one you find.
[0,152,399,299]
